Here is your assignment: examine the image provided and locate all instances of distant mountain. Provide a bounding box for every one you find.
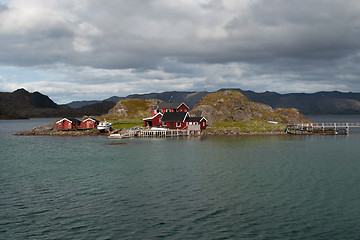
[71,89,360,115]
[3,88,360,119]
[0,89,115,119]
[76,101,116,116]
[71,91,208,110]
[67,100,101,109]
[222,89,360,115]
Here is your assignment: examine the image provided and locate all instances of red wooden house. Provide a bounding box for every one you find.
[79,118,99,129]
[56,118,81,130]
[152,102,189,116]
[143,101,207,131]
[159,112,207,130]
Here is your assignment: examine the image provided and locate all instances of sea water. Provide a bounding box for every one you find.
[1,117,360,239]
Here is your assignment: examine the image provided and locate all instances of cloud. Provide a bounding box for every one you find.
[1,0,360,103]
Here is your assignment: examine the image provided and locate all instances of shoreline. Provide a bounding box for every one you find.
[14,125,107,136]
[14,125,288,137]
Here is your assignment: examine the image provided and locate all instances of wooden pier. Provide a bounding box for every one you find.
[108,128,202,139]
[286,122,360,135]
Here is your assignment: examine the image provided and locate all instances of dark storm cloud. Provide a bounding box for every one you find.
[2,0,360,68]
[1,0,360,102]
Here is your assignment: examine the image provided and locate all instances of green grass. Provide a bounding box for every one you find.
[211,120,286,132]
[109,119,143,129]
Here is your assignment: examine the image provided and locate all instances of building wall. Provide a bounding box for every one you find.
[57,120,74,130]
[200,120,207,130]
[186,120,207,130]
[161,121,187,130]
[177,105,189,112]
[144,114,162,127]
[80,120,96,129]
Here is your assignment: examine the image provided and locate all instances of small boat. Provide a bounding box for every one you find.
[108,132,133,139]
[108,133,122,139]
[97,121,112,132]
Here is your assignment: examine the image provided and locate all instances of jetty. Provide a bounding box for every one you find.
[108,127,202,139]
[286,122,360,135]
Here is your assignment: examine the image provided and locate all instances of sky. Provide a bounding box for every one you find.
[1,0,360,103]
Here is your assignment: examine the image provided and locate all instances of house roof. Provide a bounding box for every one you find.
[186,117,207,122]
[161,112,188,122]
[56,118,81,124]
[155,102,189,110]
[83,118,99,123]
[143,112,163,120]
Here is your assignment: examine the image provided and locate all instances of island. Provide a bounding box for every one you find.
[15,90,309,136]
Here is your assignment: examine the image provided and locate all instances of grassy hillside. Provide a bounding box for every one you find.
[192,90,308,133]
[100,98,159,120]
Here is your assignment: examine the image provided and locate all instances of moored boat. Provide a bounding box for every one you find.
[97,121,112,132]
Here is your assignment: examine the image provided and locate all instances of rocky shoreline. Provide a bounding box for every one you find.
[14,124,288,137]
[203,129,287,136]
[14,124,107,136]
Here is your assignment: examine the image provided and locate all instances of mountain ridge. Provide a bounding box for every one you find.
[0,89,115,119]
[68,89,360,115]
[2,88,360,119]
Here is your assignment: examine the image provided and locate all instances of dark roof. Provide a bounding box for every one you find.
[57,118,81,123]
[83,118,100,123]
[68,118,81,123]
[161,112,188,122]
[186,117,205,122]
[155,102,187,110]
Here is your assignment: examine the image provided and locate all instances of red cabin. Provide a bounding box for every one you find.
[56,118,81,130]
[152,102,189,116]
[79,118,99,129]
[143,113,163,127]
[160,112,189,130]
[185,117,207,131]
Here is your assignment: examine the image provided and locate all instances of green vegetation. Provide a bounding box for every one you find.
[101,98,158,119]
[211,120,286,133]
[109,119,143,130]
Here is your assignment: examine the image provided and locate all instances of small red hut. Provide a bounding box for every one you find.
[56,118,81,130]
[80,118,99,129]
[185,117,207,131]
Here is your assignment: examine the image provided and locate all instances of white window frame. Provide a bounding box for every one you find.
[176,122,181,127]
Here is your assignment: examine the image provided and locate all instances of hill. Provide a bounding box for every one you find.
[100,98,160,119]
[225,89,360,115]
[0,89,115,119]
[191,90,308,133]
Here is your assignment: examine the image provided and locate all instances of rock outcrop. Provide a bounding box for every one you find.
[191,90,308,126]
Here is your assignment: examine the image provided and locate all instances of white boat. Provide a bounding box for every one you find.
[108,133,122,139]
[97,121,112,131]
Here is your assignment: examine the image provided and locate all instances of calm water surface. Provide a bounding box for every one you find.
[1,117,360,239]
